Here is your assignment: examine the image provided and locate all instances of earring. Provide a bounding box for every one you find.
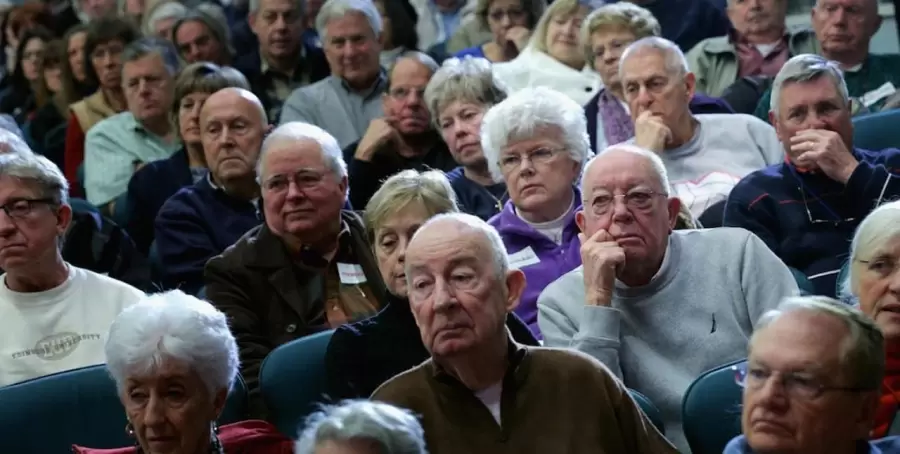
[125,422,135,437]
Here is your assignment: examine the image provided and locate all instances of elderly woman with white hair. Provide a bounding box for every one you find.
[482,85,591,338]
[72,291,294,454]
[492,0,601,105]
[296,400,427,454]
[844,200,900,439]
[424,56,509,221]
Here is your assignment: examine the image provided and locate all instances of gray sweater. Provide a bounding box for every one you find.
[537,228,799,453]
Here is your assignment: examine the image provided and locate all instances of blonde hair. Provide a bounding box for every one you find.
[363,170,459,244]
[580,2,660,66]
[528,0,585,55]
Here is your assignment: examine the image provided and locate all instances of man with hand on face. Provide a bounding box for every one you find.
[724,54,900,297]
[620,37,783,221]
[538,143,799,453]
[343,52,458,209]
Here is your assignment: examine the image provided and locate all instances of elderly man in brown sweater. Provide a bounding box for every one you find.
[372,213,676,453]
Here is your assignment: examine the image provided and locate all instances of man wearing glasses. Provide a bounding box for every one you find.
[725,296,900,453]
[538,143,799,453]
[342,52,457,209]
[724,54,900,298]
[0,149,143,387]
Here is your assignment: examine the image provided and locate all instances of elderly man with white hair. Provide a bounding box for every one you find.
[538,143,799,452]
[0,149,143,388]
[725,296,900,454]
[280,0,387,149]
[725,54,900,297]
[480,86,592,339]
[618,36,783,221]
[205,120,386,417]
[296,400,429,454]
[373,212,678,453]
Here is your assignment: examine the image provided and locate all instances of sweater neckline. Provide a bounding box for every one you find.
[613,233,680,298]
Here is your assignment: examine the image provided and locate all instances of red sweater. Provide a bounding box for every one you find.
[71,420,294,454]
[873,345,900,438]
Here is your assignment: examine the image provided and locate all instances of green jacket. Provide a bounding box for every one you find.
[686,26,819,97]
[753,53,900,121]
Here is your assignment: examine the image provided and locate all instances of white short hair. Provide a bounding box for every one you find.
[315,0,382,41]
[105,291,240,398]
[0,152,69,205]
[0,127,34,155]
[842,199,900,301]
[144,2,188,36]
[583,144,672,196]
[424,56,509,125]
[408,212,509,279]
[295,400,428,454]
[257,121,348,181]
[770,53,850,115]
[618,36,689,80]
[480,86,592,182]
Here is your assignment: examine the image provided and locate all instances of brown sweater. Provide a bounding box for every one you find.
[372,341,678,454]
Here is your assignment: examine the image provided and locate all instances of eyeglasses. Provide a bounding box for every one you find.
[586,189,666,216]
[798,185,856,226]
[263,169,328,193]
[733,363,872,400]
[498,147,565,173]
[0,198,56,220]
[387,86,425,102]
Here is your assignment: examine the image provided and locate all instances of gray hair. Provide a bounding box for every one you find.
[390,50,440,75]
[144,1,189,36]
[250,0,304,15]
[0,127,33,155]
[618,36,689,81]
[424,56,509,126]
[258,121,348,182]
[316,0,383,42]
[104,290,240,398]
[122,37,182,77]
[364,169,459,243]
[409,212,510,279]
[171,8,234,61]
[0,152,69,206]
[842,199,900,301]
[581,2,660,66]
[480,86,592,182]
[769,53,850,116]
[752,296,885,390]
[582,144,672,198]
[295,400,428,454]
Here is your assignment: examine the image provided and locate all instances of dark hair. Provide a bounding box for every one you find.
[171,62,250,133]
[10,27,53,108]
[171,9,233,65]
[82,17,140,89]
[42,40,70,116]
[60,24,93,104]
[121,37,182,76]
[7,3,53,41]
[376,0,418,51]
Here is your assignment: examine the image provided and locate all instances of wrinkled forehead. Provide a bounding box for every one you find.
[407,222,490,267]
[584,151,661,193]
[620,48,670,81]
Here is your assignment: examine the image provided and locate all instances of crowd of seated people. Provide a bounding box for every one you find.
[4,0,900,452]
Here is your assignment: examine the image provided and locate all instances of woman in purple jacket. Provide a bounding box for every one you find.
[481,86,591,339]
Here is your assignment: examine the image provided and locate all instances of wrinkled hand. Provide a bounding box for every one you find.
[355,118,399,161]
[633,111,672,153]
[505,26,531,51]
[790,129,858,184]
[580,229,626,307]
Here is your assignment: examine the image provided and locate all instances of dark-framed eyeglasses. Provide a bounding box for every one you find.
[732,363,872,400]
[587,188,666,216]
[0,198,56,220]
[797,185,856,226]
[262,169,328,193]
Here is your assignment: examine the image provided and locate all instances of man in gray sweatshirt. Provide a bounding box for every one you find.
[537,144,799,452]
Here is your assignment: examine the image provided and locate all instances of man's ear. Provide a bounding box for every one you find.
[684,71,696,100]
[57,203,73,236]
[504,269,526,313]
[667,197,682,231]
[575,209,586,233]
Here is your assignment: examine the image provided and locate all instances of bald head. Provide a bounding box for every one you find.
[201,87,268,127]
[582,145,670,201]
[407,213,509,280]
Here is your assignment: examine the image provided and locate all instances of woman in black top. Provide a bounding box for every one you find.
[325,169,538,400]
[0,27,53,125]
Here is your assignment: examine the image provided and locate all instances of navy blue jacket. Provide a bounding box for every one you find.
[154,176,261,295]
[724,435,900,453]
[445,167,507,221]
[126,148,196,255]
[724,147,900,297]
[584,93,734,154]
[637,0,730,52]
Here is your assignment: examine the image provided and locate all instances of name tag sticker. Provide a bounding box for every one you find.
[508,246,541,269]
[861,82,897,107]
[337,263,367,285]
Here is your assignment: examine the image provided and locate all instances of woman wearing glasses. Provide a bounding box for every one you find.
[454,0,545,63]
[480,86,589,339]
[843,200,900,439]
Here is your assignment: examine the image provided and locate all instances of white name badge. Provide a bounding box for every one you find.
[337,263,367,285]
[508,246,541,269]
[861,82,897,107]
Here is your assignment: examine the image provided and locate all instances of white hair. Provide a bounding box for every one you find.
[144,2,188,36]
[258,121,348,181]
[424,56,509,125]
[841,199,900,301]
[295,400,428,454]
[769,53,850,116]
[583,144,671,196]
[480,86,592,182]
[0,152,69,205]
[618,36,690,80]
[104,291,240,398]
[390,50,440,75]
[315,0,382,42]
[0,127,34,156]
[408,212,510,279]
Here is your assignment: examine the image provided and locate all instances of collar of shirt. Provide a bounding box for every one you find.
[206,172,259,207]
[260,46,307,78]
[335,70,388,99]
[293,221,352,269]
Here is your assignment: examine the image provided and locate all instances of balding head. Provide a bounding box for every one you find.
[404,213,525,359]
[201,87,268,126]
[384,52,439,136]
[200,87,270,189]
